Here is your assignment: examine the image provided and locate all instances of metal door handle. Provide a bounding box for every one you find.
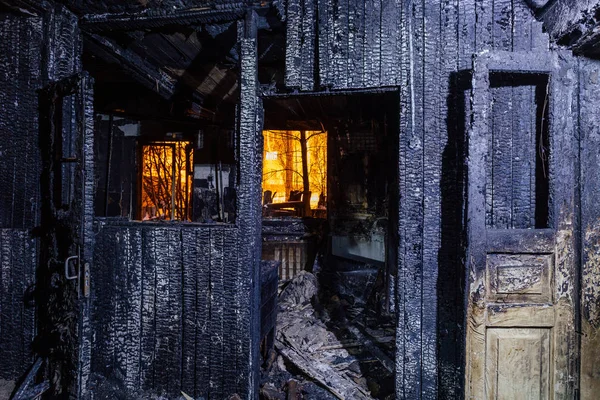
[65,255,79,280]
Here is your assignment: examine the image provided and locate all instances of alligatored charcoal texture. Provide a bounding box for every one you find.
[1,0,600,399]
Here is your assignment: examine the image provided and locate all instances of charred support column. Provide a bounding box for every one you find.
[236,10,262,400]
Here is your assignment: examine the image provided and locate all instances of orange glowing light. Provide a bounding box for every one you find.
[262,130,327,211]
[141,141,191,221]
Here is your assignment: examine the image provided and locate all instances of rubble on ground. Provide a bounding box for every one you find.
[260,271,395,400]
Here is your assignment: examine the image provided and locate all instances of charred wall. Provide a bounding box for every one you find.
[0,4,81,382]
[284,0,549,398]
[92,222,244,398]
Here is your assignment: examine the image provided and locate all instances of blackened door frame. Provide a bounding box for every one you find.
[38,72,95,399]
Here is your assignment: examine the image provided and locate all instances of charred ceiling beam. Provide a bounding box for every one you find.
[84,32,178,100]
[81,4,250,33]
[0,0,52,15]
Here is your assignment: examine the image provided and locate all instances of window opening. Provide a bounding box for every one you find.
[141,141,192,221]
[262,130,327,218]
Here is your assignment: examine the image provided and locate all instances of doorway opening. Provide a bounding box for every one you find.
[261,90,399,399]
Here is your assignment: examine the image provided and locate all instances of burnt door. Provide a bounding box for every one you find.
[465,51,578,399]
[38,73,95,399]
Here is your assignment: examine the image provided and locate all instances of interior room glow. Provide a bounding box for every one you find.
[262,130,327,211]
[141,141,192,221]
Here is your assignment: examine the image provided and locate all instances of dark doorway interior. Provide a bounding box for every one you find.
[260,91,400,399]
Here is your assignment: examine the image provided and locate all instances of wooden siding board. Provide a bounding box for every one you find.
[316,0,330,87]
[300,0,315,91]
[91,225,116,379]
[140,227,157,390]
[0,230,14,378]
[113,229,128,382]
[195,228,211,398]
[153,228,171,393]
[285,0,302,88]
[347,0,364,88]
[168,228,183,395]
[237,31,261,398]
[579,57,600,400]
[380,0,400,86]
[400,0,425,396]
[332,0,349,88]
[181,228,198,395]
[223,227,239,391]
[363,0,381,88]
[125,228,143,391]
[209,228,225,399]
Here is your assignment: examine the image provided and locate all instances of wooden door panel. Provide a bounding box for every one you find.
[486,253,553,303]
[466,51,577,399]
[486,328,551,400]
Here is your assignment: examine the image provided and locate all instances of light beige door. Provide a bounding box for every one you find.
[465,51,578,400]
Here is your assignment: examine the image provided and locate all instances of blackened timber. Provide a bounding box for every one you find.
[140,227,158,391]
[209,228,225,399]
[579,57,600,400]
[285,0,302,88]
[300,0,315,91]
[181,229,199,396]
[125,228,143,391]
[167,228,183,395]
[223,227,239,391]
[237,13,262,397]
[81,6,247,33]
[153,228,172,393]
[422,0,442,394]
[195,228,211,398]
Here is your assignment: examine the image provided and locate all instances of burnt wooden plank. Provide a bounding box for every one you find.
[153,228,171,393]
[209,228,225,399]
[399,0,425,395]
[236,30,261,398]
[511,2,536,229]
[300,0,315,91]
[459,0,476,69]
[363,0,381,87]
[195,228,211,398]
[113,229,128,379]
[396,0,411,395]
[379,0,400,86]
[488,84,513,228]
[422,0,443,395]
[181,228,198,395]
[285,0,302,88]
[167,228,183,395]
[91,225,116,379]
[332,0,349,88]
[222,227,239,392]
[125,228,143,391]
[140,227,157,390]
[12,231,27,376]
[317,0,330,86]
[0,16,18,229]
[347,0,364,88]
[487,0,514,229]
[579,57,600,399]
[0,230,15,378]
